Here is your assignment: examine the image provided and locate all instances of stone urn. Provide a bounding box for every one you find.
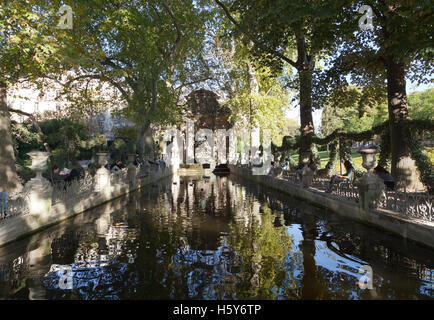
[359,148,377,172]
[96,152,109,168]
[95,152,110,192]
[357,148,384,212]
[27,151,50,181]
[24,152,52,216]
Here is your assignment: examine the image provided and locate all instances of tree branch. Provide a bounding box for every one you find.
[161,0,184,65]
[8,107,54,163]
[215,0,297,68]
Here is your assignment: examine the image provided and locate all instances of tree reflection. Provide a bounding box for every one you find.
[227,204,297,299]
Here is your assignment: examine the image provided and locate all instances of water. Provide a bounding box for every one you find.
[0,174,433,300]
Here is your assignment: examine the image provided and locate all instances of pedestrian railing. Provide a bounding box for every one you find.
[0,192,30,220]
[378,189,434,221]
[52,174,96,205]
[277,168,433,222]
[1,162,168,222]
[110,169,129,186]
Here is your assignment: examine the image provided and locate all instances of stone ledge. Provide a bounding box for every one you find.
[0,168,174,247]
[228,165,434,249]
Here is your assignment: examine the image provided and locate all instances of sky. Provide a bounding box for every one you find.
[285,80,434,133]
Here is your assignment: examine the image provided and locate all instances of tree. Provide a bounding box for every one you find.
[0,0,68,192]
[322,0,433,189]
[215,0,341,164]
[59,0,214,158]
[321,84,388,136]
[215,39,293,145]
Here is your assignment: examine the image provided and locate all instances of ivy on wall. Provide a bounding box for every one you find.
[279,119,434,192]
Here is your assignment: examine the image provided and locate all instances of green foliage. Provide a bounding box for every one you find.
[378,127,391,169]
[59,0,214,152]
[318,142,338,177]
[0,1,67,85]
[321,84,388,137]
[408,130,434,194]
[11,117,107,172]
[108,138,135,164]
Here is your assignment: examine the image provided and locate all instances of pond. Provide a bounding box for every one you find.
[0,174,433,299]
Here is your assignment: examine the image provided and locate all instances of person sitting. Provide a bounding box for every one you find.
[65,168,81,183]
[327,160,355,192]
[374,165,395,190]
[110,160,125,173]
[52,165,66,184]
[282,158,290,170]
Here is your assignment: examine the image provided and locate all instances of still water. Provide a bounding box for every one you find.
[0,174,433,300]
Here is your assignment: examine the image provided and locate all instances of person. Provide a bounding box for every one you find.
[110,160,125,173]
[52,165,66,184]
[0,192,8,218]
[374,165,394,190]
[327,160,355,192]
[65,168,81,183]
[282,158,290,170]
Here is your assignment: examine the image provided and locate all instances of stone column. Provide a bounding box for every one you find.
[24,152,52,217]
[358,149,385,212]
[95,152,111,192]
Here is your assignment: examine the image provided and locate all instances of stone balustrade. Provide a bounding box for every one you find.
[0,153,174,247]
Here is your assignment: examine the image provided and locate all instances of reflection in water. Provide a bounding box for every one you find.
[0,174,433,299]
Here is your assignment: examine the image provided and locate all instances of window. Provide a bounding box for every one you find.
[34,102,39,112]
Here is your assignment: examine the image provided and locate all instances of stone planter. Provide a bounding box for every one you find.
[95,152,110,192]
[96,152,109,168]
[358,148,383,212]
[359,148,377,172]
[24,152,52,216]
[27,151,50,180]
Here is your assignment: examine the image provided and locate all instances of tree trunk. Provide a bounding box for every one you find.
[385,58,417,190]
[299,67,314,164]
[137,121,155,160]
[296,32,315,165]
[0,81,22,193]
[246,60,259,128]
